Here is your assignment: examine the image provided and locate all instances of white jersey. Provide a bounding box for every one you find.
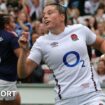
[28,24,101,99]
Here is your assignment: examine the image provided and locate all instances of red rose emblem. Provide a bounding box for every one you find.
[71,34,78,41]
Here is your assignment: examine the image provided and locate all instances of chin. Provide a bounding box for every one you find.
[46,26,52,30]
[45,24,55,31]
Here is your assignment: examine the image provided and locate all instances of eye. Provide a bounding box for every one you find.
[42,11,54,18]
[47,11,53,15]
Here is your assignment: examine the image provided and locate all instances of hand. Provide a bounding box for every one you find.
[18,32,29,50]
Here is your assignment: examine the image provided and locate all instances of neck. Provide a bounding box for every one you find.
[50,24,65,35]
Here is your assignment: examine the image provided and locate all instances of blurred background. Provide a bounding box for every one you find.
[1,0,105,104]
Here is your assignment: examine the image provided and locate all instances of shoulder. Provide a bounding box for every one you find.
[36,34,49,41]
[1,30,17,38]
[9,31,18,37]
[67,24,83,28]
[6,31,18,38]
[33,34,49,45]
[67,24,85,31]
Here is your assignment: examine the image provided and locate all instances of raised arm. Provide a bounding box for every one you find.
[17,32,38,78]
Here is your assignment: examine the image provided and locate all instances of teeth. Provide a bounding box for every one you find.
[44,20,49,24]
[46,21,48,24]
[46,22,49,24]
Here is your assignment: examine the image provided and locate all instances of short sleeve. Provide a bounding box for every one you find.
[28,39,42,65]
[82,25,96,45]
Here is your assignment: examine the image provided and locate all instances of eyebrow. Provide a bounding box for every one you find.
[43,8,58,14]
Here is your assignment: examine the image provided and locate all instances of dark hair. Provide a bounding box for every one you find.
[0,14,11,29]
[44,3,67,26]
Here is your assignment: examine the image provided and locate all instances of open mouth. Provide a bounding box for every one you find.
[44,20,50,25]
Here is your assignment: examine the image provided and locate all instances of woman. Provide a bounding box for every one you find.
[18,3,105,105]
[97,58,105,84]
[0,14,21,105]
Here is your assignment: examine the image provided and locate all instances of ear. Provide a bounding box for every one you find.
[60,14,65,22]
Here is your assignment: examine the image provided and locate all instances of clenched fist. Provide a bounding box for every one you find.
[18,32,29,50]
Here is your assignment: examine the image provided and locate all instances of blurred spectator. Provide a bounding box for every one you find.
[84,0,100,15]
[95,21,105,57]
[15,11,32,48]
[0,0,7,13]
[57,0,69,7]
[100,0,105,6]
[27,0,43,21]
[6,0,23,12]
[84,16,97,32]
[15,11,32,37]
[68,0,85,16]
[95,5,105,23]
[68,0,80,8]
[31,22,48,45]
[36,23,48,35]
[97,58,105,84]
[96,21,105,38]
[78,0,85,16]
[67,8,80,24]
[21,0,30,15]
[32,20,41,31]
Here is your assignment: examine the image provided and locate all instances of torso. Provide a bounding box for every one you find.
[29,24,101,99]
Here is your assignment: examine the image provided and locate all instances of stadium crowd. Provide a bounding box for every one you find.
[0,0,105,84]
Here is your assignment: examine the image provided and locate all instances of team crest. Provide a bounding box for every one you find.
[71,34,78,41]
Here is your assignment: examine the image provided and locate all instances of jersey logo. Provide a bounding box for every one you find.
[50,42,58,47]
[63,51,85,67]
[81,83,89,88]
[71,34,78,41]
[0,37,3,42]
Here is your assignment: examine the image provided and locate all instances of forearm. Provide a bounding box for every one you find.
[17,48,29,79]
[92,36,105,54]
[100,40,105,53]
[19,21,29,31]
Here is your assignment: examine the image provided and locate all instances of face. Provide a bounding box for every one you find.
[97,9,104,16]
[32,33,39,44]
[37,23,48,35]
[18,12,27,22]
[89,17,95,25]
[5,16,16,31]
[97,61,105,75]
[97,23,105,32]
[42,5,65,30]
[10,16,16,30]
[32,0,40,7]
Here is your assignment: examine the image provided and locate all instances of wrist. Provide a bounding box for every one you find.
[21,46,29,52]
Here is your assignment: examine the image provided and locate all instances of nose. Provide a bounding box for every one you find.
[43,16,48,24]
[43,13,49,20]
